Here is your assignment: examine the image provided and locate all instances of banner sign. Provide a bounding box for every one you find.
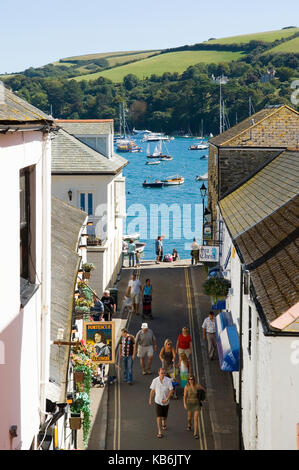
[84,321,115,364]
[198,246,219,262]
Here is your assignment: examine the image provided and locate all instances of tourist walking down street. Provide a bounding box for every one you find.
[120,328,136,385]
[101,290,116,321]
[142,278,153,320]
[155,236,162,264]
[190,237,200,265]
[179,352,190,389]
[176,327,192,359]
[183,375,206,439]
[134,323,157,375]
[128,272,143,315]
[202,311,217,360]
[159,339,176,376]
[149,368,174,438]
[128,239,136,267]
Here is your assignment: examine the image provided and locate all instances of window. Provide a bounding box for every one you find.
[20,166,37,306]
[79,192,93,215]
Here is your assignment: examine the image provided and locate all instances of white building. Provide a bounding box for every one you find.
[0,84,54,449]
[217,149,299,449]
[51,120,128,297]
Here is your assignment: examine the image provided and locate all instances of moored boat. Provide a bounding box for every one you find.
[162,175,184,185]
[196,173,208,181]
[143,179,164,188]
[200,154,209,160]
[146,160,161,165]
[188,142,208,150]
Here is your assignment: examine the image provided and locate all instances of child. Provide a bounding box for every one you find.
[135,250,141,267]
[179,353,190,389]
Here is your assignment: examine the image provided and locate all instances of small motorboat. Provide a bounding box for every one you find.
[123,233,140,242]
[200,154,209,160]
[143,179,164,188]
[196,173,208,181]
[159,155,173,161]
[146,161,161,165]
[162,175,184,185]
[189,143,209,150]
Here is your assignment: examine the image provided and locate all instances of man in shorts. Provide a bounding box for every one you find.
[128,272,142,315]
[134,323,157,375]
[149,368,173,438]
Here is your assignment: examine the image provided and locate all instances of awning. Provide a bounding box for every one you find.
[215,311,239,372]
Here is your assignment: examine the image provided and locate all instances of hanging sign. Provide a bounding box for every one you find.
[198,246,219,262]
[83,321,115,364]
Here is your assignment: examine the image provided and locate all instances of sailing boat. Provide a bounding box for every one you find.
[146,140,173,160]
[116,103,141,153]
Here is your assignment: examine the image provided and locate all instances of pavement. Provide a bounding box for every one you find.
[85,259,239,451]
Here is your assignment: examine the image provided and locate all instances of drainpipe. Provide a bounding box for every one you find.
[249,303,258,449]
[238,264,244,450]
[40,132,51,421]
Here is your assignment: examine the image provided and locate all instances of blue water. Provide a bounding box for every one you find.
[118,137,209,260]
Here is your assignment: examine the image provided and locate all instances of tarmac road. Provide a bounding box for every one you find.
[105,263,214,451]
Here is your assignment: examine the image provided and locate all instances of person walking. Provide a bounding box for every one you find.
[176,327,192,359]
[155,236,162,264]
[179,352,190,389]
[202,311,217,360]
[120,328,136,385]
[183,375,206,439]
[159,339,176,376]
[90,295,104,321]
[142,278,153,320]
[128,239,136,267]
[134,322,157,375]
[128,272,142,315]
[149,368,174,438]
[190,237,200,265]
[101,290,116,321]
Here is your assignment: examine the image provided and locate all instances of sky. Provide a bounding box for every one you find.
[0,0,298,74]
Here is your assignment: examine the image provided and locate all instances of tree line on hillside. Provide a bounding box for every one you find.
[2,52,299,135]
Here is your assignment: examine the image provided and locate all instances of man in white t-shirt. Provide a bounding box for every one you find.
[149,368,173,438]
[202,311,217,360]
[128,272,142,315]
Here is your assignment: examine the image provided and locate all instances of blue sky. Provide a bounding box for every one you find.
[1,0,298,73]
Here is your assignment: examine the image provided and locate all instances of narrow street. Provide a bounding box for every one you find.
[105,262,217,451]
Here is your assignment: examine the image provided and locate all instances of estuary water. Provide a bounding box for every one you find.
[118,136,209,260]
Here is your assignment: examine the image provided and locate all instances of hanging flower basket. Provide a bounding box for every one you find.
[75,306,90,314]
[69,414,82,430]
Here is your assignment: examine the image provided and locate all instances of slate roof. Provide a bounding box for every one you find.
[51,128,128,174]
[0,83,53,123]
[209,105,298,147]
[49,197,87,402]
[56,119,113,135]
[219,151,299,239]
[220,150,299,330]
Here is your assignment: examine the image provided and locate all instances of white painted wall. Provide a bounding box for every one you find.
[0,130,51,450]
[219,214,299,450]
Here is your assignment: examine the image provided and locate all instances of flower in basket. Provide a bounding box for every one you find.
[82,263,95,273]
[75,298,94,308]
[77,280,87,289]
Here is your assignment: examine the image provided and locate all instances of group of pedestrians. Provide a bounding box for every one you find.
[122,239,141,268]
[119,322,206,439]
[90,290,116,322]
[126,272,153,319]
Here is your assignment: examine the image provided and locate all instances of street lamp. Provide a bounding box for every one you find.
[200,183,207,245]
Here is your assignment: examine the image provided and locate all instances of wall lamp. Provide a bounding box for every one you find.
[200,183,207,198]
[68,190,72,202]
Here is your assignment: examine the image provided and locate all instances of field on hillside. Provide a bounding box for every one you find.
[61,50,159,62]
[73,50,244,82]
[204,28,299,45]
[264,36,299,54]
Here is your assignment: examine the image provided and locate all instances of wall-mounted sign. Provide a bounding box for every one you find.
[83,321,115,363]
[203,223,213,240]
[198,246,219,262]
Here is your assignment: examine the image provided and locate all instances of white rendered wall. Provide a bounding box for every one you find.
[0,131,51,450]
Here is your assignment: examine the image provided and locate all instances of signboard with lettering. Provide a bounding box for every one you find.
[198,246,219,262]
[83,321,115,363]
[203,223,213,240]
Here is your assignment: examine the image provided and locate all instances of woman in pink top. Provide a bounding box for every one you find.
[176,327,192,359]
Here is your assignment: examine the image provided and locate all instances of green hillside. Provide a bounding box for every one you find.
[205,27,299,45]
[265,36,299,54]
[73,50,244,82]
[61,50,160,62]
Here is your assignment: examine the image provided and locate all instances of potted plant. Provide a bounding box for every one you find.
[69,413,82,430]
[203,277,231,304]
[75,298,94,313]
[82,263,95,279]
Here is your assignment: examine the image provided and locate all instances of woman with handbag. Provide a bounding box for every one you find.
[183,375,206,439]
[159,339,176,376]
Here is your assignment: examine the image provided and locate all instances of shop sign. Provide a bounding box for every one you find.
[198,246,219,262]
[84,321,115,364]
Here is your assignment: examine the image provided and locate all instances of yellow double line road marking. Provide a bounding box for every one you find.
[185,268,208,450]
